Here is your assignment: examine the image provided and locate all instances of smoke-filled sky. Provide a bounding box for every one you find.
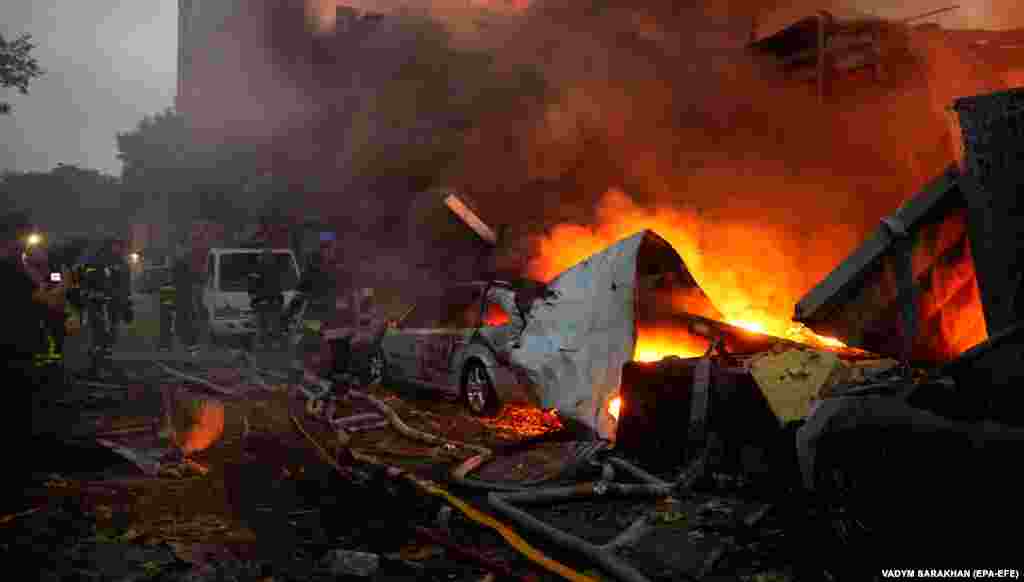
[1,0,176,175]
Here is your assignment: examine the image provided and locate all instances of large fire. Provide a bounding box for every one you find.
[528,190,851,359]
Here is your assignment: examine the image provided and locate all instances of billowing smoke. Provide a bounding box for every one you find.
[186,0,994,323]
[436,1,969,330]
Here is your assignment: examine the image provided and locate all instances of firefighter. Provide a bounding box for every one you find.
[248,247,285,350]
[172,244,203,355]
[23,243,69,374]
[1,213,45,377]
[80,237,133,371]
[284,246,337,333]
[157,266,176,351]
[0,213,61,513]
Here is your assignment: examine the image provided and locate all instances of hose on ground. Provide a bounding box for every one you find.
[304,369,619,491]
[155,363,234,397]
[284,361,590,490]
[344,383,603,491]
[486,460,684,582]
[289,414,600,582]
[294,368,691,582]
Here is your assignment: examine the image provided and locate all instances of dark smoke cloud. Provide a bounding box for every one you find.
[183,0,974,309]
[442,2,962,305]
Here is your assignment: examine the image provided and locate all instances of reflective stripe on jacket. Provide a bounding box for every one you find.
[33,333,62,367]
[159,285,176,306]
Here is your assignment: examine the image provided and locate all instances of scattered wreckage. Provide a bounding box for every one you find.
[784,87,1024,567]
[23,88,1022,582]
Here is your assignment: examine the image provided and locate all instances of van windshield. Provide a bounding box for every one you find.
[219,252,298,292]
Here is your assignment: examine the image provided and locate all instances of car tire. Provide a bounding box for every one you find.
[461,360,500,417]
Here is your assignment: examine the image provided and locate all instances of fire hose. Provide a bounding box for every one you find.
[294,370,700,582]
[289,414,600,582]
[344,388,534,491]
[291,359,605,491]
[155,363,236,397]
[329,375,606,490]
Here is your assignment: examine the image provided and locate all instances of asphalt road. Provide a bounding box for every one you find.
[66,293,297,372]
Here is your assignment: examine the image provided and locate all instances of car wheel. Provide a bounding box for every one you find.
[461,360,500,417]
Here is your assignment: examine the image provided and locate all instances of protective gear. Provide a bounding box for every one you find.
[67,285,82,308]
[173,257,202,349]
[248,250,285,349]
[159,283,176,307]
[87,297,118,357]
[20,246,68,373]
[33,329,63,368]
[158,282,176,350]
[77,240,131,366]
[65,313,82,336]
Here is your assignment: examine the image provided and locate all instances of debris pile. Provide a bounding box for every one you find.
[615,352,783,483]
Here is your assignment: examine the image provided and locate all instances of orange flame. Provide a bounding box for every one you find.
[607,396,622,421]
[483,302,511,326]
[174,398,226,455]
[529,189,851,360]
[634,325,709,362]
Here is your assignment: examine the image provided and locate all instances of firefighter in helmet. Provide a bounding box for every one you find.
[157,259,177,351]
[22,242,72,375]
[79,237,133,371]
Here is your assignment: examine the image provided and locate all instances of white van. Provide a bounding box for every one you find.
[202,248,301,340]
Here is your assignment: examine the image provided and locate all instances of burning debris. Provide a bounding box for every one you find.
[475,405,562,438]
[526,190,857,361]
[795,166,990,365]
[614,353,785,482]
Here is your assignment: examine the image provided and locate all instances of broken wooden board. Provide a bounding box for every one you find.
[750,349,848,422]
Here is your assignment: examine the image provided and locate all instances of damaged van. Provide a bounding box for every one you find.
[373,230,721,440]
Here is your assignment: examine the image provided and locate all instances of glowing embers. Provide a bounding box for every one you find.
[476,404,562,437]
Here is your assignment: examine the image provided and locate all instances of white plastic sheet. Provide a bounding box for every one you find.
[511,231,658,439]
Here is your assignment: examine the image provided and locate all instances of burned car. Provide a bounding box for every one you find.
[366,230,723,439]
[376,280,545,417]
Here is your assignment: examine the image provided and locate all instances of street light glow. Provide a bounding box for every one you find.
[26,233,42,247]
[128,252,141,264]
